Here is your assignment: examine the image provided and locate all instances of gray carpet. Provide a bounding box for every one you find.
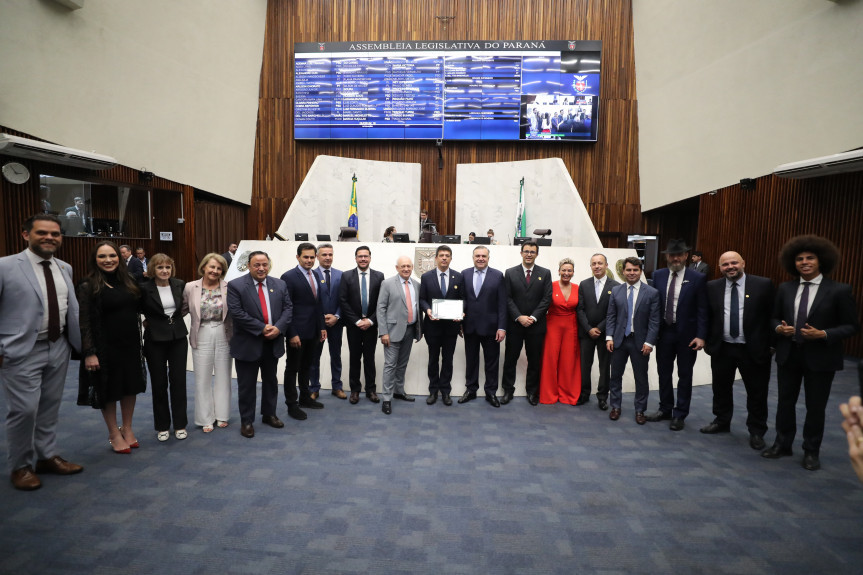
[1,360,862,574]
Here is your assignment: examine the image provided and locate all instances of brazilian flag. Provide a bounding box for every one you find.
[348,174,358,230]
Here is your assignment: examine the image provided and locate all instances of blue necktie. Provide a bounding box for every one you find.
[361,272,368,316]
[324,269,331,296]
[730,281,740,338]
[625,285,634,337]
[474,270,483,296]
[440,272,447,296]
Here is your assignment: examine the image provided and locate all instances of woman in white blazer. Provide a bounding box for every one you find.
[182,253,233,433]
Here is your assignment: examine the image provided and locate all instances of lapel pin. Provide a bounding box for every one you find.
[269,289,274,293]
[745,294,750,298]
[538,277,542,281]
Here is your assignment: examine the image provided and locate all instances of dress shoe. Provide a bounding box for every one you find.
[500,391,514,405]
[382,401,392,415]
[332,389,347,400]
[310,391,319,400]
[802,451,821,471]
[486,394,500,408]
[635,412,647,425]
[393,393,415,402]
[261,415,284,429]
[426,392,438,405]
[349,391,360,404]
[644,410,672,422]
[669,418,685,431]
[11,466,42,491]
[527,393,539,406]
[598,399,609,411]
[609,408,621,421]
[240,423,255,438]
[287,404,308,421]
[366,391,380,403]
[442,393,453,406]
[700,422,731,434]
[458,390,477,404]
[575,397,589,406]
[299,398,324,409]
[749,434,766,451]
[35,456,83,475]
[761,444,793,459]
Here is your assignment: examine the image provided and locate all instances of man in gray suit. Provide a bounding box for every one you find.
[0,214,83,491]
[605,257,661,424]
[576,253,619,410]
[377,256,423,415]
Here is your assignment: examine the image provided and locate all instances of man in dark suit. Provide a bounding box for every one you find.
[121,244,144,282]
[605,257,660,424]
[222,243,237,267]
[501,241,553,405]
[459,246,507,407]
[646,239,708,431]
[280,242,327,421]
[419,245,464,406]
[134,247,148,277]
[762,235,859,471]
[377,256,423,415]
[338,245,385,404]
[0,214,83,491]
[227,250,292,438]
[689,251,710,276]
[311,243,346,400]
[576,253,619,410]
[701,251,775,450]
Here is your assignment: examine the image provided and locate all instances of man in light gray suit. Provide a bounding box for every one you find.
[605,257,661,425]
[0,214,83,491]
[377,256,423,415]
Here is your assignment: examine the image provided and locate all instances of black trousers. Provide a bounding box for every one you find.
[501,323,544,396]
[709,342,770,436]
[464,333,500,396]
[346,325,378,393]
[656,328,698,419]
[774,352,835,452]
[284,336,317,405]
[579,335,611,401]
[235,340,279,425]
[425,333,458,394]
[145,337,189,432]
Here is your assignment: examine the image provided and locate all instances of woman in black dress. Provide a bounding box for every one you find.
[140,253,188,442]
[77,241,146,453]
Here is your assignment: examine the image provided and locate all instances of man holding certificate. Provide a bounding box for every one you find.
[419,245,465,406]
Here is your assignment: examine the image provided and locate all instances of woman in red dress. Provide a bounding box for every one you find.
[540,258,581,404]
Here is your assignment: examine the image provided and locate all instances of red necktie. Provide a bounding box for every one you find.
[526,269,532,284]
[257,282,269,324]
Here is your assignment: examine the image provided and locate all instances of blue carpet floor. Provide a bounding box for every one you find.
[1,360,862,574]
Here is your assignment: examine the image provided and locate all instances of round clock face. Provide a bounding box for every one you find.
[2,162,30,184]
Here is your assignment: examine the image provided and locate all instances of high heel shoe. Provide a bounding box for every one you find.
[118,426,140,448]
[108,438,131,454]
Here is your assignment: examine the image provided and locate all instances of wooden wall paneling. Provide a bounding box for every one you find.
[253,0,641,246]
[695,171,863,356]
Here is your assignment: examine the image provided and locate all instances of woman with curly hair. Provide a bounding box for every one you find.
[762,235,859,471]
[76,241,146,453]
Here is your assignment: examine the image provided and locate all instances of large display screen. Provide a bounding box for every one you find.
[294,40,601,142]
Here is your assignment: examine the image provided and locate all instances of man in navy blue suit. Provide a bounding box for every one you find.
[227,251,292,438]
[645,239,708,431]
[459,246,507,407]
[419,245,464,406]
[310,243,346,400]
[605,257,660,424]
[280,242,327,421]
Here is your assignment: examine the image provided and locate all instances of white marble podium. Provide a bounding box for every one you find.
[213,241,712,398]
